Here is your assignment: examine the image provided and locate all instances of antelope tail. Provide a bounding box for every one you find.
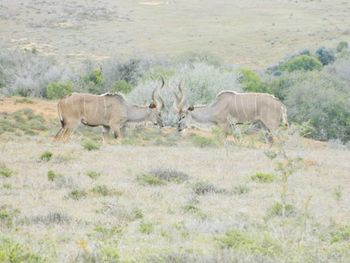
[281,105,289,127]
[57,102,64,126]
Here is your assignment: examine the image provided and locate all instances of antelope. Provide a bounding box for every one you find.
[173,82,288,142]
[55,80,165,142]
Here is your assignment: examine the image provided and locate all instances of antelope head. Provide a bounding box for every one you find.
[150,77,165,127]
[173,80,194,131]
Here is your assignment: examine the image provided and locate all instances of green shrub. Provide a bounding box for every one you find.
[91,185,112,196]
[232,185,250,195]
[239,68,269,93]
[330,225,350,244]
[280,55,322,72]
[190,135,215,148]
[192,181,225,195]
[47,170,62,181]
[46,81,73,99]
[137,174,165,186]
[267,202,296,218]
[148,168,189,183]
[336,41,349,53]
[251,172,276,183]
[68,189,87,200]
[139,221,154,235]
[85,171,102,179]
[0,207,20,227]
[217,228,281,256]
[111,80,132,94]
[82,140,101,151]
[0,236,44,262]
[40,151,53,162]
[87,69,103,85]
[315,47,335,66]
[94,225,123,239]
[286,72,350,142]
[0,164,13,178]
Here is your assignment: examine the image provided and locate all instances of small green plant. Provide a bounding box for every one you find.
[0,206,20,227]
[132,208,144,220]
[137,174,165,186]
[330,225,350,244]
[333,186,343,201]
[267,202,296,218]
[192,181,225,195]
[94,225,123,239]
[40,151,53,162]
[139,221,154,235]
[147,168,189,184]
[336,41,349,53]
[14,97,34,104]
[82,140,101,151]
[47,170,62,181]
[0,164,13,178]
[217,228,281,256]
[46,81,73,99]
[68,189,87,200]
[251,172,276,183]
[111,80,132,94]
[232,184,250,195]
[0,236,43,262]
[91,185,112,196]
[190,135,215,148]
[85,171,102,179]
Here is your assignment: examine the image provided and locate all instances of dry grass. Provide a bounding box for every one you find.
[1,0,350,67]
[0,99,349,261]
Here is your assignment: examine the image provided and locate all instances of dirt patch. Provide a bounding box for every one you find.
[0,96,57,121]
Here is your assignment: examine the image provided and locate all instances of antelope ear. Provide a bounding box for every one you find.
[188,106,194,111]
[149,102,157,109]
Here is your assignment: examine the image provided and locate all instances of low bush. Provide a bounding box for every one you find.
[0,236,44,262]
[315,46,335,66]
[0,164,13,178]
[192,181,225,195]
[0,206,20,227]
[286,72,350,142]
[239,68,269,93]
[67,189,87,200]
[139,221,154,235]
[47,170,62,181]
[217,228,281,256]
[251,172,276,183]
[330,225,350,244]
[137,174,165,186]
[232,184,250,195]
[39,151,53,162]
[336,41,349,53]
[91,185,113,196]
[85,170,102,179]
[266,202,297,218]
[190,135,215,148]
[81,140,101,151]
[279,55,322,72]
[111,79,132,94]
[46,81,73,99]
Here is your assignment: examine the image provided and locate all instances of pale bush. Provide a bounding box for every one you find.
[0,45,73,97]
[286,72,350,142]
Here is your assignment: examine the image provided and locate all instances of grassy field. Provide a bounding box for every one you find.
[1,0,350,67]
[0,97,349,262]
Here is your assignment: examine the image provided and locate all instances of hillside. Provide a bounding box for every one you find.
[1,0,349,67]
